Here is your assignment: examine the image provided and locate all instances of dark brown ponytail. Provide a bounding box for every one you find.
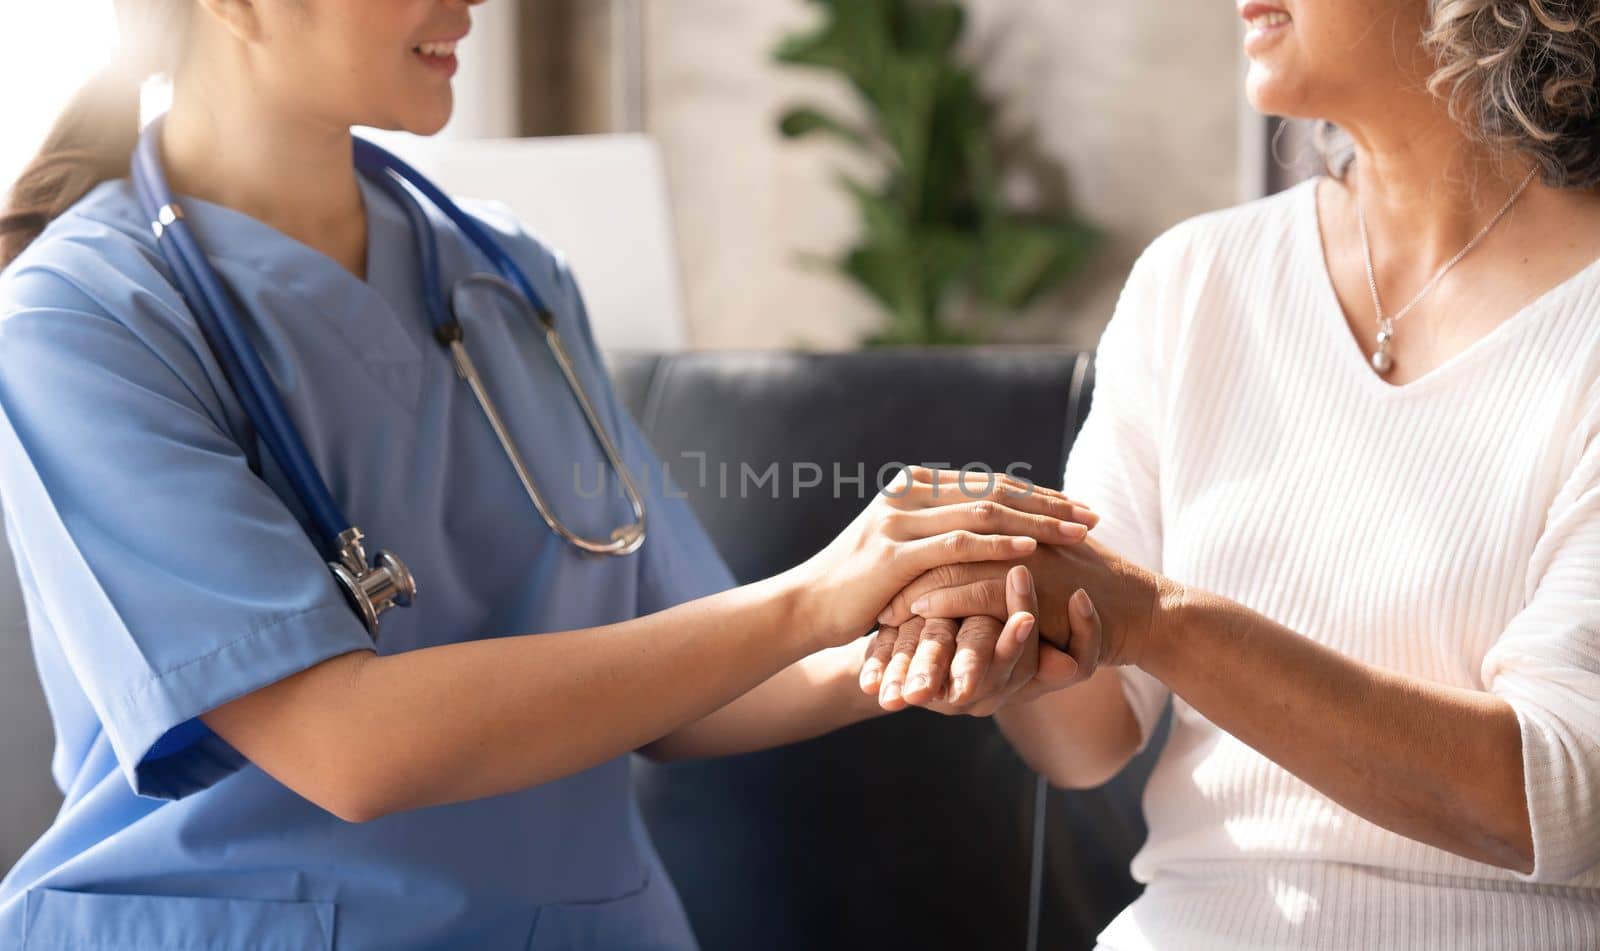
[0,1,187,272]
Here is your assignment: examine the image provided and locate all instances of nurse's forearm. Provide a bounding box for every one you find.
[202,572,821,822]
[638,635,889,761]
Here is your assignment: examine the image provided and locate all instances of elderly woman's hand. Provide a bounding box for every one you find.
[859,564,1086,715]
[868,535,1180,693]
[787,467,1104,652]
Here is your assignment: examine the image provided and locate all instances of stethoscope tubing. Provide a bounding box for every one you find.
[355,140,647,556]
[351,137,551,317]
[131,112,647,572]
[132,118,350,553]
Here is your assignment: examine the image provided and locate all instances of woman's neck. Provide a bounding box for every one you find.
[161,74,369,280]
[1339,113,1544,268]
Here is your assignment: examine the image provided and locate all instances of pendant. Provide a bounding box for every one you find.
[1371,325,1394,374]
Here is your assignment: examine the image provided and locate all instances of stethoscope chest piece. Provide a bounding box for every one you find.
[329,527,416,639]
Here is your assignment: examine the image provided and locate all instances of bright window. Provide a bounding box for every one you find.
[0,2,121,195]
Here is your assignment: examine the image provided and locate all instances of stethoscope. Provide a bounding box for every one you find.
[130,114,647,638]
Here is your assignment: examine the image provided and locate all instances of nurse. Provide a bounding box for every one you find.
[0,1,1097,948]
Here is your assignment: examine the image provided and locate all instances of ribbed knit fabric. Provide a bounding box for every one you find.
[1062,175,1600,950]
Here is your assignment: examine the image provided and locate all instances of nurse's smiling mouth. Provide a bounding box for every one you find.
[1240,1,1291,55]
[412,34,465,78]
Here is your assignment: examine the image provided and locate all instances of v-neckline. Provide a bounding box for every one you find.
[1300,174,1600,400]
[173,173,429,411]
[176,174,393,297]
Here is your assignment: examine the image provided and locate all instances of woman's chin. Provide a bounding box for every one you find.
[1244,71,1314,123]
[408,110,454,138]
[393,97,455,138]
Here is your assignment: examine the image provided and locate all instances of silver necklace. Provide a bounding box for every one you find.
[1355,164,1539,375]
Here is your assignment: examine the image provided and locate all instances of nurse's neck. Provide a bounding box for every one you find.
[161,95,370,282]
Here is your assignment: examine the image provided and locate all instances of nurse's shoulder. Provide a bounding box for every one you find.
[0,178,235,431]
[3,178,159,296]
[0,178,199,354]
[450,195,599,348]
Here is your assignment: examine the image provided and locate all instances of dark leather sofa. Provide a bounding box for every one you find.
[611,348,1166,951]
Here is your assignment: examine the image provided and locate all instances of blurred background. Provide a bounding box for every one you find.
[0,0,1321,358]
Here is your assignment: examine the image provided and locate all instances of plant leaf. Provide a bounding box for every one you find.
[772,0,1106,346]
[836,173,905,245]
[979,217,1104,311]
[778,107,872,151]
[899,1,966,55]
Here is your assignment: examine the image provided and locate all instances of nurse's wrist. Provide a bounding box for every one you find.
[756,567,834,659]
[824,634,894,724]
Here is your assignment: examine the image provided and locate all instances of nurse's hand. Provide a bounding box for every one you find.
[786,466,1096,652]
[859,565,1084,715]
[872,532,1168,689]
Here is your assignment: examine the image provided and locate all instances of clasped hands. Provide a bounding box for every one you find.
[793,467,1145,717]
[806,466,1137,719]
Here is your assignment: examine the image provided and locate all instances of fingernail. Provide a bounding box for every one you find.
[1073,589,1094,618]
[1010,568,1032,596]
[877,607,892,624]
[1011,537,1036,552]
[906,675,928,694]
[910,597,929,615]
[950,676,967,699]
[860,663,880,685]
[1017,616,1035,643]
[1061,520,1087,540]
[882,682,902,704]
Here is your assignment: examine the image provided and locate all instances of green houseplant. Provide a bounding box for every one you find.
[775,0,1103,345]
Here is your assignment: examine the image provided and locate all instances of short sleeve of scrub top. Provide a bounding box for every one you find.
[0,259,376,802]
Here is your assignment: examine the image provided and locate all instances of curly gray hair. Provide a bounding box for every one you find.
[1316,0,1600,189]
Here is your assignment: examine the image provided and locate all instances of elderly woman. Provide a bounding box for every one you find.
[867,1,1600,947]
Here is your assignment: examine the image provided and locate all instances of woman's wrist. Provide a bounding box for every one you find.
[1121,570,1192,675]
[1093,558,1188,671]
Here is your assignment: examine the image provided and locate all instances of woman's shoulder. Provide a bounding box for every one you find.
[1116,177,1320,342]
[0,178,167,317]
[1138,176,1316,275]
[0,180,217,398]
[1103,179,1321,385]
[445,194,604,353]
[451,195,578,294]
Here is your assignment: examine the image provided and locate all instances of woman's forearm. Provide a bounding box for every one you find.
[995,666,1142,788]
[639,635,889,761]
[1141,584,1534,873]
[203,571,817,822]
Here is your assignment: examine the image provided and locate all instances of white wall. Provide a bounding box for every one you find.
[438,0,523,139]
[643,1,1250,351]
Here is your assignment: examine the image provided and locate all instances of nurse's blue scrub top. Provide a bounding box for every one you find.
[0,166,736,949]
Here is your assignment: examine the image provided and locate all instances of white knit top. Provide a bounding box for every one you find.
[1062,175,1600,950]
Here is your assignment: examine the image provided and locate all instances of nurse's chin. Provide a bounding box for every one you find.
[383,103,456,139]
